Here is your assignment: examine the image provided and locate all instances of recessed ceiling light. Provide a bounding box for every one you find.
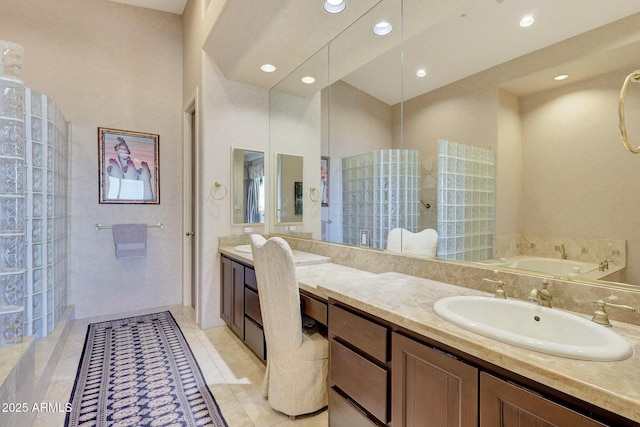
[260,64,276,73]
[519,15,535,27]
[323,0,346,14]
[301,76,316,84]
[372,21,393,36]
[554,74,569,81]
[416,69,427,78]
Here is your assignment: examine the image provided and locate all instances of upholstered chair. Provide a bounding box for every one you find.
[386,228,438,256]
[250,234,328,419]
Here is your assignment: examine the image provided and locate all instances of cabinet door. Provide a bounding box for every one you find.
[392,332,478,427]
[231,261,245,339]
[480,373,606,427]
[220,256,232,324]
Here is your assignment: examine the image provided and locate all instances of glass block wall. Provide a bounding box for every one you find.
[342,149,419,249]
[0,41,69,346]
[437,139,495,261]
[0,41,26,346]
[24,88,69,339]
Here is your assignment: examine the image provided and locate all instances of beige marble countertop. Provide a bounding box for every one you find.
[305,266,640,424]
[219,246,331,267]
[219,248,640,423]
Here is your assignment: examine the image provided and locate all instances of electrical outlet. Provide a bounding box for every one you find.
[289,225,296,231]
[360,230,370,247]
[243,227,252,233]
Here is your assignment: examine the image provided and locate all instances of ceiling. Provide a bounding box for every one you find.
[108,0,187,15]
[112,0,640,104]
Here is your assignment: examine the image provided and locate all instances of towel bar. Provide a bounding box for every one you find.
[619,69,640,153]
[95,223,164,230]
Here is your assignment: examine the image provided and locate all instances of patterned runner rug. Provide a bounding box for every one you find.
[65,311,227,427]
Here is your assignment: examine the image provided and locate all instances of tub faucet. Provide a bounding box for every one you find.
[528,279,552,308]
[560,244,567,260]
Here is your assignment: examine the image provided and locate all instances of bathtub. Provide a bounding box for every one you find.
[486,256,600,277]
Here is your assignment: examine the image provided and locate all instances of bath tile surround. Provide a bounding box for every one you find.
[275,235,640,327]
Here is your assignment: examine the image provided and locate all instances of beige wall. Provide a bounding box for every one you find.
[0,0,184,318]
[325,81,393,242]
[183,0,270,328]
[398,62,640,285]
[521,69,640,284]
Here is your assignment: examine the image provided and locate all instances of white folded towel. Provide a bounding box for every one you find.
[112,223,147,259]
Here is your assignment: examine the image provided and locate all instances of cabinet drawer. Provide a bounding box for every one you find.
[245,287,262,325]
[330,304,389,363]
[329,388,380,427]
[331,339,389,423]
[244,266,257,291]
[244,317,266,361]
[301,293,327,325]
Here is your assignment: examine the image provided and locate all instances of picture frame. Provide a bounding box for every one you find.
[98,127,160,204]
[294,181,303,215]
[321,156,329,207]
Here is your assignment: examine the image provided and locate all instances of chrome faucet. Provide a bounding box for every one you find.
[560,244,567,260]
[528,279,552,307]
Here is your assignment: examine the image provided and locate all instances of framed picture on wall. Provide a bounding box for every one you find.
[321,156,329,207]
[98,127,160,204]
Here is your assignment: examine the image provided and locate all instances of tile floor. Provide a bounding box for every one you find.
[31,305,328,426]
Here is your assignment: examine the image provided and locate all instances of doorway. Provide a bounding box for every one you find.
[183,91,200,316]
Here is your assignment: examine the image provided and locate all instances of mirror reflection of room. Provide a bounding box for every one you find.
[232,149,265,225]
[271,0,640,286]
[276,154,304,224]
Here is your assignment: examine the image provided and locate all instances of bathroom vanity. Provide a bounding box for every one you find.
[219,246,640,426]
[219,246,330,361]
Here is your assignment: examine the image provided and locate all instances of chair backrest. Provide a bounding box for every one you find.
[386,228,438,256]
[250,234,303,355]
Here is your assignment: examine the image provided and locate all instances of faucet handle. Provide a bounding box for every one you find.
[482,278,507,299]
[591,299,637,327]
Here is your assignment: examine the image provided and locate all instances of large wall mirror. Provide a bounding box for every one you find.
[269,0,640,290]
[231,148,265,225]
[276,154,304,224]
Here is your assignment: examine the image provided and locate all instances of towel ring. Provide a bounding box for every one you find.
[618,69,640,154]
[309,186,320,202]
[210,181,227,200]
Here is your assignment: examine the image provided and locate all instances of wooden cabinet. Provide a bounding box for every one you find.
[220,255,245,339]
[328,301,622,427]
[392,332,478,427]
[220,256,232,325]
[329,303,391,426]
[480,373,607,427]
[220,254,329,363]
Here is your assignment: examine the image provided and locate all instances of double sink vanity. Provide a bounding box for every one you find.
[219,240,640,426]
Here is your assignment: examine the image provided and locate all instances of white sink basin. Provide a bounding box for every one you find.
[234,245,252,253]
[434,296,633,361]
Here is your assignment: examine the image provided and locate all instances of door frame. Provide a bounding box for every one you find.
[183,89,201,321]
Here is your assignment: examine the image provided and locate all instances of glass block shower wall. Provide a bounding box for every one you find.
[342,149,419,249]
[24,88,69,339]
[0,41,26,346]
[0,41,69,346]
[437,139,495,261]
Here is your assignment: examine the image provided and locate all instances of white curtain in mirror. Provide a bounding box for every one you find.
[245,161,264,223]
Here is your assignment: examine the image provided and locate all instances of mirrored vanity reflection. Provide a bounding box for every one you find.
[232,148,265,225]
[268,0,640,289]
[276,154,304,224]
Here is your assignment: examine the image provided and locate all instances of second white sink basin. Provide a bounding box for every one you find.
[434,296,633,361]
[234,245,252,253]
